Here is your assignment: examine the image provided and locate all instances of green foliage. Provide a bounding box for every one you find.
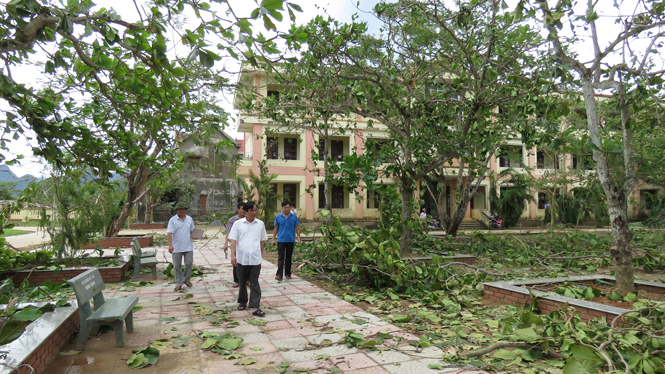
[23,168,123,259]
[127,347,159,369]
[199,332,243,356]
[0,249,55,273]
[301,211,488,299]
[639,194,665,228]
[489,169,534,229]
[162,263,207,278]
[243,159,283,224]
[0,182,16,201]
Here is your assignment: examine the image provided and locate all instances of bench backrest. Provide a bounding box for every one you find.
[68,268,106,306]
[131,238,142,257]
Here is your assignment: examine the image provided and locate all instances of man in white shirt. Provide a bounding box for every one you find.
[229,201,268,316]
[420,208,427,221]
[167,202,196,292]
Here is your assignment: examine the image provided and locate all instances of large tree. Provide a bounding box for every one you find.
[0,0,302,237]
[286,1,550,250]
[533,0,665,294]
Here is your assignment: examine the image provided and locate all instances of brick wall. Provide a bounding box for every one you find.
[484,283,619,323]
[84,236,152,249]
[14,309,79,374]
[128,223,165,229]
[0,261,130,286]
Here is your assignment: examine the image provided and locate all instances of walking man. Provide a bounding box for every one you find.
[229,201,267,316]
[167,202,195,292]
[272,200,301,281]
[224,201,245,288]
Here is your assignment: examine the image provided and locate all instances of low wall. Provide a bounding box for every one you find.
[0,302,79,374]
[483,275,665,323]
[84,235,152,249]
[0,261,130,286]
[128,223,164,230]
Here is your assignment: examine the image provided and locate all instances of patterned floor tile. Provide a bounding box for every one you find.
[365,349,413,364]
[271,336,309,350]
[235,331,271,344]
[330,352,379,371]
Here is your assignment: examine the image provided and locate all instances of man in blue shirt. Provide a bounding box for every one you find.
[272,200,301,281]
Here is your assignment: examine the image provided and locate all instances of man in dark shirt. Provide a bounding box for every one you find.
[224,201,245,287]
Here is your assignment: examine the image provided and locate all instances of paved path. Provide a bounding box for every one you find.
[46,238,483,374]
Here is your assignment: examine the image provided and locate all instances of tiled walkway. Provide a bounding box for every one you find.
[46,239,484,374]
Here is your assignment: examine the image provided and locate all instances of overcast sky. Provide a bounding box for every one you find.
[2,0,383,178]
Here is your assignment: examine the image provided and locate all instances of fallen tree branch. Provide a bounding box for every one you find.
[459,341,533,359]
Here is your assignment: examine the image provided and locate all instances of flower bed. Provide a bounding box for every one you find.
[0,302,79,374]
[484,275,665,323]
[84,235,152,249]
[0,260,130,286]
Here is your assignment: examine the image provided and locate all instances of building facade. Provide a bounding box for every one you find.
[234,68,660,224]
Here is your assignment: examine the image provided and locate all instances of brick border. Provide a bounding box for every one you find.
[0,261,131,286]
[0,302,79,374]
[128,223,165,229]
[484,275,665,322]
[84,235,152,249]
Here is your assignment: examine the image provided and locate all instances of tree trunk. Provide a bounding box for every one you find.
[399,184,413,255]
[608,197,634,294]
[105,165,151,237]
[146,204,154,224]
[446,179,472,237]
[581,78,635,294]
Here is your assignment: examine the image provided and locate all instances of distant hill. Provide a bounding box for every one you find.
[0,165,38,196]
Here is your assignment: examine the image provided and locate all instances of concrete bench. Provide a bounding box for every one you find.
[67,268,138,350]
[131,237,157,280]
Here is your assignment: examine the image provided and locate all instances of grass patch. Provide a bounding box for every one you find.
[13,221,42,227]
[0,229,29,237]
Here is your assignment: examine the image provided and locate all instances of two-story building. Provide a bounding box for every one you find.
[234,67,661,224]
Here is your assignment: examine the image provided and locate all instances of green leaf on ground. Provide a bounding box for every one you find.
[13,307,42,322]
[185,293,194,299]
[494,349,518,360]
[428,364,444,370]
[391,315,411,323]
[127,347,159,369]
[235,357,257,365]
[225,353,244,359]
[150,339,172,349]
[250,346,264,351]
[133,305,143,312]
[0,319,25,345]
[59,350,81,356]
[316,354,330,360]
[247,319,267,326]
[275,362,290,373]
[514,327,539,343]
[159,317,178,322]
[171,335,191,349]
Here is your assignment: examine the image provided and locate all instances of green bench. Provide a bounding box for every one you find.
[68,268,138,350]
[131,237,157,280]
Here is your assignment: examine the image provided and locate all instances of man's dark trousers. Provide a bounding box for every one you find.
[236,263,261,308]
[276,242,294,278]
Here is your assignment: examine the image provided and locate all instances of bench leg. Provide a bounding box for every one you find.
[151,265,157,280]
[132,259,140,280]
[111,320,126,347]
[75,321,92,351]
[125,312,134,333]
